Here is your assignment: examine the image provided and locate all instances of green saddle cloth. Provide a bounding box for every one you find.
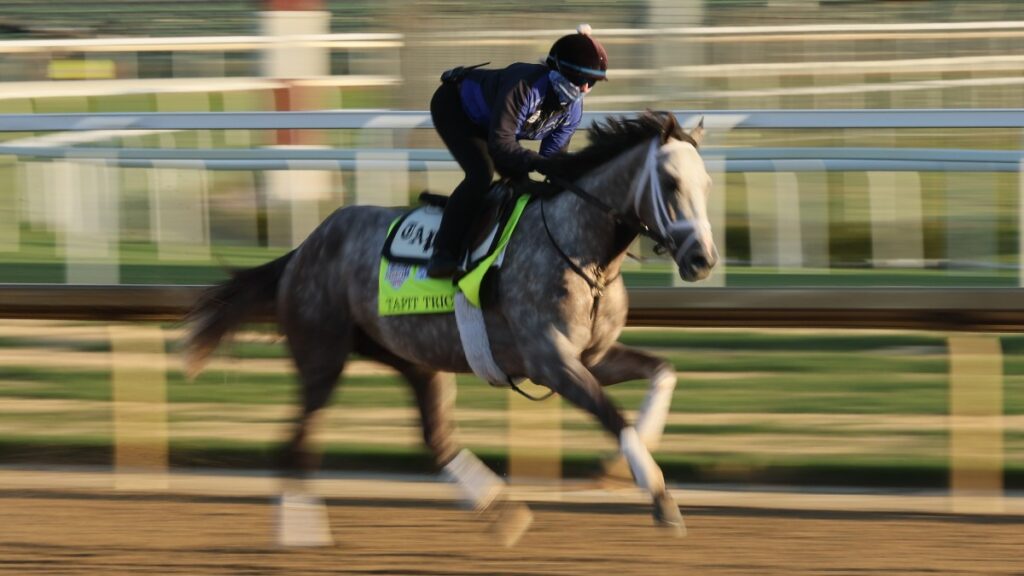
[378,194,530,316]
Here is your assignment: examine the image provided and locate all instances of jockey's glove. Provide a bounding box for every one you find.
[511,176,561,199]
[531,157,566,179]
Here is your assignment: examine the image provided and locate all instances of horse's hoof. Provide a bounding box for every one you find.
[652,492,687,538]
[488,500,533,547]
[277,492,334,547]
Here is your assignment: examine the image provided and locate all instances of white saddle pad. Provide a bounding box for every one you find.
[383,205,503,269]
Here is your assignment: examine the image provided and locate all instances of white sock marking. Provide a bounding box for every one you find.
[635,368,677,451]
[620,426,666,496]
[443,449,504,510]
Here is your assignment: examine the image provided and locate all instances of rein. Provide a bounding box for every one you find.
[540,199,616,297]
[509,379,556,401]
[544,173,655,249]
[538,139,672,317]
[543,140,681,257]
[539,137,688,294]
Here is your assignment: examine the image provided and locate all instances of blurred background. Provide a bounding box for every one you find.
[0,1,1021,558]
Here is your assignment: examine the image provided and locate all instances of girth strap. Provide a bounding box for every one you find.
[454,293,554,402]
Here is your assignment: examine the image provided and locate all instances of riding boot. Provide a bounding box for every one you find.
[426,208,466,279]
[426,249,460,278]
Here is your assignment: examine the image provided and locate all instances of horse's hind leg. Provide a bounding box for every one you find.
[280,324,351,478]
[408,369,502,506]
[409,367,532,547]
[277,320,352,547]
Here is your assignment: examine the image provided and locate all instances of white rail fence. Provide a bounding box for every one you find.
[0,109,1022,287]
[1,21,1024,107]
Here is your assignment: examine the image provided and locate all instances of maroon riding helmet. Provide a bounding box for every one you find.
[546,24,609,87]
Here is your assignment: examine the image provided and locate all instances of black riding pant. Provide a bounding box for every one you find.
[429,81,495,257]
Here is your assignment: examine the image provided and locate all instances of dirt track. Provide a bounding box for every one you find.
[1,491,1021,575]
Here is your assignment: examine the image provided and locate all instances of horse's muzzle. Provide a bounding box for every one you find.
[676,242,718,283]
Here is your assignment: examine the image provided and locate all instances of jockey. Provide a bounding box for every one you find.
[425,24,609,278]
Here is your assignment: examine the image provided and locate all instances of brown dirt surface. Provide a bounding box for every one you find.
[0,492,1021,575]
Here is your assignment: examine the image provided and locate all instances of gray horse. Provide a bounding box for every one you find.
[184,110,717,545]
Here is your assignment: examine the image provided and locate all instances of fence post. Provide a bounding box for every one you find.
[508,383,561,495]
[867,171,924,268]
[109,324,169,491]
[63,160,120,284]
[149,162,211,261]
[0,160,18,252]
[947,334,1004,514]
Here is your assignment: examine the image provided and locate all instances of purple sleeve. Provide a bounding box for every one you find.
[488,79,543,177]
[539,101,583,157]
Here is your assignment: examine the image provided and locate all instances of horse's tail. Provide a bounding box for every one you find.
[183,250,295,379]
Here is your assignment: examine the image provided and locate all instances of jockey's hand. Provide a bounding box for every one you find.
[531,157,567,180]
[511,175,560,199]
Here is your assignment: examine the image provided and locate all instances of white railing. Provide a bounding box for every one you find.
[1,109,1022,172]
[4,108,1024,131]
[0,33,404,54]
[0,109,1019,288]
[2,21,1023,105]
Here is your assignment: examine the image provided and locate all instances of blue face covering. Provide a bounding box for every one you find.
[548,70,584,106]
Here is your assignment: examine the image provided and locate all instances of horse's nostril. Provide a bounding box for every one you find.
[690,254,709,270]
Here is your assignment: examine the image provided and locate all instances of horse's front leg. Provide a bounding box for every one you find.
[405,367,502,511]
[400,362,532,547]
[355,334,532,544]
[589,343,676,451]
[522,336,685,536]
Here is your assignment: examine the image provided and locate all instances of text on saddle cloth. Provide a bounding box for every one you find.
[378,194,531,316]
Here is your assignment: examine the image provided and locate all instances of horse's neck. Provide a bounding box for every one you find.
[578,140,653,215]
[545,140,652,272]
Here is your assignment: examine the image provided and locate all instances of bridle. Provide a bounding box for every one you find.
[523,137,696,404]
[543,138,701,260]
[538,136,705,316]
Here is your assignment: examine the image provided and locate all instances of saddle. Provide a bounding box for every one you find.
[377,181,537,389]
[383,179,549,274]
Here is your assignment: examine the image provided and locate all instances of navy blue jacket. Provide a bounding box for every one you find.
[459,62,583,177]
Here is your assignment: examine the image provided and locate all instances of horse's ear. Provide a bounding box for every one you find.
[688,116,706,148]
[661,112,680,145]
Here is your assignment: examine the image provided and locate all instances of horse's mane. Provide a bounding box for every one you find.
[547,110,694,178]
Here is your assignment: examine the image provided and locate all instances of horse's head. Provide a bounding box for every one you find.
[633,116,718,282]
[550,111,718,282]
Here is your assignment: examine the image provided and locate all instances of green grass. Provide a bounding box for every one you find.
[0,367,113,401]
[1,325,1010,486]
[0,330,965,416]
[621,329,947,351]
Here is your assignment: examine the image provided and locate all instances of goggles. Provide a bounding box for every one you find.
[549,56,605,89]
[570,75,598,89]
